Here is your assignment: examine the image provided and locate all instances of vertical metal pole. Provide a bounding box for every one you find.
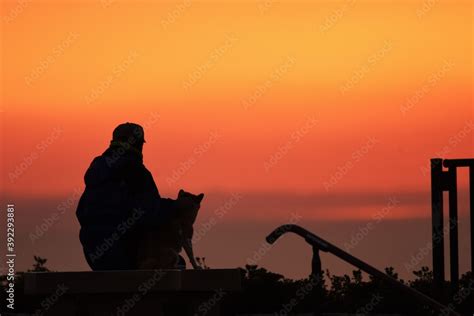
[470,166,474,275]
[448,167,458,291]
[311,245,322,280]
[431,158,445,294]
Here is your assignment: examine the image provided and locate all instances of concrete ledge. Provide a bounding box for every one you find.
[24,269,241,316]
[24,269,242,295]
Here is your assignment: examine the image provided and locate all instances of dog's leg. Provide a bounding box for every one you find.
[183,238,202,270]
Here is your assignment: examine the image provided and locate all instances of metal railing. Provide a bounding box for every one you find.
[266,224,460,316]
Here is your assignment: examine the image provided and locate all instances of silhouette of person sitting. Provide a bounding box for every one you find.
[76,123,188,270]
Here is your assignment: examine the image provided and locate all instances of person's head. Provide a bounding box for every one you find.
[111,122,146,152]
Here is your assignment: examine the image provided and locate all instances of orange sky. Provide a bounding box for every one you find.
[1,0,473,220]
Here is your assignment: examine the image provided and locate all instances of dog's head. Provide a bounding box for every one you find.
[177,189,204,225]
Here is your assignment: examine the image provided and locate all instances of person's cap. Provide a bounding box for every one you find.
[112,122,146,143]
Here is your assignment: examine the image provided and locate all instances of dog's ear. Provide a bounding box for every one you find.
[178,189,185,198]
[197,193,204,202]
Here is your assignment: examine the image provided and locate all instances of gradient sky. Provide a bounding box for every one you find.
[0,0,473,278]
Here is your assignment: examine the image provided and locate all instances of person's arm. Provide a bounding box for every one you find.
[159,197,177,214]
[133,194,178,228]
[134,166,194,227]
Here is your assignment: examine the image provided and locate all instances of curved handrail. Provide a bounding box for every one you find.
[266,224,459,316]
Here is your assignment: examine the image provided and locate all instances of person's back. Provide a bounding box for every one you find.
[76,123,176,270]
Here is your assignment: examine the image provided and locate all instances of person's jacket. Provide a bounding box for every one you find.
[76,143,175,269]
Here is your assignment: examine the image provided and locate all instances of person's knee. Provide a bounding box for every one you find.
[85,246,132,270]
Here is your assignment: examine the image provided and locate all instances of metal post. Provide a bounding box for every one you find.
[447,167,458,291]
[470,166,474,275]
[431,158,445,292]
[311,245,322,280]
